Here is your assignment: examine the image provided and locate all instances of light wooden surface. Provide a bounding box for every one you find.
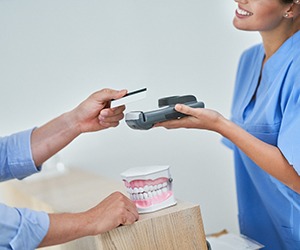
[1,168,207,250]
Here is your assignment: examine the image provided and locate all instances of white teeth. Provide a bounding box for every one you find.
[128,182,171,200]
[237,7,252,16]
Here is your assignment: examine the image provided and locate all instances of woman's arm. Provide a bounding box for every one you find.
[219,116,300,193]
[156,104,300,193]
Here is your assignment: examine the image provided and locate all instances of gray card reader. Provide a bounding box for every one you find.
[125,95,205,130]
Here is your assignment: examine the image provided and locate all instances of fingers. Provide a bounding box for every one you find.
[155,104,200,129]
[113,192,139,221]
[121,209,139,225]
[124,199,139,223]
[86,192,139,236]
[71,88,129,133]
[98,105,126,127]
[106,192,139,226]
[94,89,127,127]
[120,202,139,226]
[175,104,198,116]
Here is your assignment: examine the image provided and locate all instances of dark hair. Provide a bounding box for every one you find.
[281,0,293,3]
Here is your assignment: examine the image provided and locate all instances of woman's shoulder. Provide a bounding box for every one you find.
[237,43,264,69]
[240,43,263,60]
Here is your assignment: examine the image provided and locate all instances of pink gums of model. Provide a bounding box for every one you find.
[121,165,177,213]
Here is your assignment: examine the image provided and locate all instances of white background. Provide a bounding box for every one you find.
[0,0,260,235]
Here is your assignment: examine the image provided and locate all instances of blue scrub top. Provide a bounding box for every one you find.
[224,31,300,250]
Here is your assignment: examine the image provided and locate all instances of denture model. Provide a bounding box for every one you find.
[121,165,177,214]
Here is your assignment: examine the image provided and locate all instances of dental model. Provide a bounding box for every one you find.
[121,165,177,214]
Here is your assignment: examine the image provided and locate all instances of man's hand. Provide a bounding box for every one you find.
[71,88,128,133]
[31,88,127,166]
[85,191,139,235]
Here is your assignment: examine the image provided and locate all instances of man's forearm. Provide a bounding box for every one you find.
[38,212,91,247]
[31,111,81,166]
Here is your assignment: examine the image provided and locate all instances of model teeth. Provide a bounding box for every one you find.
[237,7,252,16]
[121,166,177,213]
[127,181,169,200]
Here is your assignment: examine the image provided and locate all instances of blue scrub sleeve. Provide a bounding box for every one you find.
[221,137,234,150]
[278,80,300,175]
[0,203,49,250]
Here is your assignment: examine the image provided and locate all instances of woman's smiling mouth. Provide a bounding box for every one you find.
[236,7,253,17]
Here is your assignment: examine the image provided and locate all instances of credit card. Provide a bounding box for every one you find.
[111,88,147,108]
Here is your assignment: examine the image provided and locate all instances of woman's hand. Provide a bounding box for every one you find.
[156,104,225,133]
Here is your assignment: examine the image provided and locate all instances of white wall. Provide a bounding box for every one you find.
[0,0,260,235]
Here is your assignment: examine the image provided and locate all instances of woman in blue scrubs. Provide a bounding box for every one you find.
[157,0,300,249]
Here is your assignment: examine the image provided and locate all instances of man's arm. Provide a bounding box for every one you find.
[0,88,139,248]
[0,129,40,182]
[0,203,49,249]
[31,88,127,166]
[0,89,127,181]
[39,192,138,247]
[0,192,138,249]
